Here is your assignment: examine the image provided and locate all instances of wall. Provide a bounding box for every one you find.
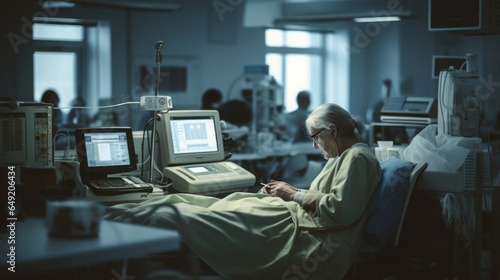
[0,1,128,105]
[2,0,499,127]
[128,0,265,109]
[345,20,401,120]
[124,0,266,127]
[1,1,265,126]
[1,1,39,101]
[341,0,500,125]
[399,0,500,124]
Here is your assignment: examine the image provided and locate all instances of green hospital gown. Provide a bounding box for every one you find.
[108,143,381,280]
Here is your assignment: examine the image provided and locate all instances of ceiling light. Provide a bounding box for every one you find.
[354,16,401,23]
[42,1,75,8]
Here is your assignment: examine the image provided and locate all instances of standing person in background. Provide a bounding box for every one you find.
[201,88,223,110]
[286,90,312,142]
[41,89,63,132]
[67,96,91,127]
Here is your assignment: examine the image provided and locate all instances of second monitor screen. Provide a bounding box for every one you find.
[170,116,219,155]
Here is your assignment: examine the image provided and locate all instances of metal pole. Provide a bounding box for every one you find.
[149,41,163,184]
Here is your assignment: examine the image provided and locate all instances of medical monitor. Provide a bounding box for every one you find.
[75,127,137,182]
[0,101,53,167]
[432,55,466,78]
[437,70,481,137]
[157,110,225,166]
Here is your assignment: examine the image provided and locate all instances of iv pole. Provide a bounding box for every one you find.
[149,40,164,184]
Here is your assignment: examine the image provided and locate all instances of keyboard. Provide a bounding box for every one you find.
[90,178,130,188]
[88,177,153,195]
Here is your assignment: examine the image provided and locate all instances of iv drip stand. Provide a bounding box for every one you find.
[149,41,163,184]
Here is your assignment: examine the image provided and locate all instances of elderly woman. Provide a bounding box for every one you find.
[107,103,381,280]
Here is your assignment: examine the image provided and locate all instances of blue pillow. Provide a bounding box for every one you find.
[360,157,416,254]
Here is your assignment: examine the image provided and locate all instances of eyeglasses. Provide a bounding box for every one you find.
[310,128,326,143]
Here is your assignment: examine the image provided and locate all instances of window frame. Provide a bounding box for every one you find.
[33,24,87,110]
[265,29,328,112]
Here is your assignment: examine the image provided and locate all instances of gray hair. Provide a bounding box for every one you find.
[305,103,365,139]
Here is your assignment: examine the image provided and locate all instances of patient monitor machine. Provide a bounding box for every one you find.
[156,110,255,195]
[435,54,491,190]
[437,54,481,137]
[0,101,53,167]
[162,161,255,195]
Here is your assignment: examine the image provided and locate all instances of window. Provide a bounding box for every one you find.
[33,20,112,127]
[33,23,83,41]
[33,23,84,117]
[265,29,325,112]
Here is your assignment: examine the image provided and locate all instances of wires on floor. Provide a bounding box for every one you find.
[54,128,71,159]
[441,193,474,247]
[140,116,154,180]
[440,192,474,279]
[139,113,168,185]
[479,113,494,192]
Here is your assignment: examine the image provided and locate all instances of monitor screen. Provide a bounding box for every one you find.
[75,127,137,182]
[157,110,225,166]
[432,55,466,78]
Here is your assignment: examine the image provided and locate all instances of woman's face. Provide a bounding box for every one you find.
[311,128,337,159]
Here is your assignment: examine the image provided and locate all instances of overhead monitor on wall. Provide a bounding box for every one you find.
[428,0,500,35]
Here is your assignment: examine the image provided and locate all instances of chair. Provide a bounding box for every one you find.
[347,158,428,280]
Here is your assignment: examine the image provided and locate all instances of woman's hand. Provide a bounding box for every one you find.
[261,180,299,201]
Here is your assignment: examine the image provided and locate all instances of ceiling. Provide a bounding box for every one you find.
[43,0,416,31]
[42,0,181,12]
[244,0,415,30]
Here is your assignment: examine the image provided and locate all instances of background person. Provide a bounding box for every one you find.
[201,88,223,110]
[285,90,312,142]
[67,96,91,127]
[41,89,63,132]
